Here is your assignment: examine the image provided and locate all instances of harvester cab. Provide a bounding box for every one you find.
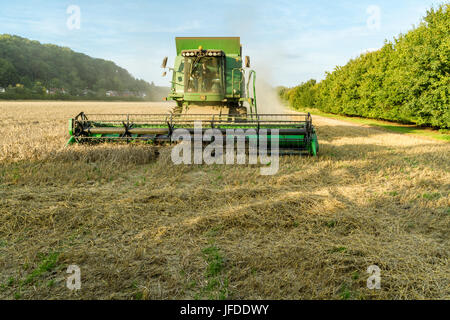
[162,37,256,116]
[67,37,319,156]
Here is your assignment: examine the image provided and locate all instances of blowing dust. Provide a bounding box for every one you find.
[253,77,287,114]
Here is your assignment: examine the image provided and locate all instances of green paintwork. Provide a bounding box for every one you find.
[167,37,255,111]
[65,136,76,146]
[175,37,241,55]
[68,119,73,136]
[67,37,319,156]
[72,132,310,149]
[68,120,318,155]
[183,93,224,102]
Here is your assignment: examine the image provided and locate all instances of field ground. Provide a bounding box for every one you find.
[0,101,448,300]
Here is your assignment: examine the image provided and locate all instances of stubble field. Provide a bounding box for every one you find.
[0,101,448,300]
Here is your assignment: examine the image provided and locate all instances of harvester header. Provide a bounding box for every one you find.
[67,37,319,156]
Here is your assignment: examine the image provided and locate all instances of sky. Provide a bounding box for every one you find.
[0,0,444,87]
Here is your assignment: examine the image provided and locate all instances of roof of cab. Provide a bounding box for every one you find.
[175,37,241,56]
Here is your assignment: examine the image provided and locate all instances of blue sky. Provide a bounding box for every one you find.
[0,0,444,86]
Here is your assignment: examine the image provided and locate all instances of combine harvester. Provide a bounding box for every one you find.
[67,37,319,156]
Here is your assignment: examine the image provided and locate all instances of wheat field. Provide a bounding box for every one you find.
[0,101,448,300]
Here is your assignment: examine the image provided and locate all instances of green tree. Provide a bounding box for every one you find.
[0,58,18,87]
[282,4,450,129]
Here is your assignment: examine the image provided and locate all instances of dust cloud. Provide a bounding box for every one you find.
[221,3,288,115]
[254,77,287,114]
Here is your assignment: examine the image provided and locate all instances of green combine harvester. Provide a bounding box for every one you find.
[67,37,319,156]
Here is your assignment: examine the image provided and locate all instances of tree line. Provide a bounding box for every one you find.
[279,4,449,129]
[0,35,168,101]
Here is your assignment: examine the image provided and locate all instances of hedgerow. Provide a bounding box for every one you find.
[281,4,449,129]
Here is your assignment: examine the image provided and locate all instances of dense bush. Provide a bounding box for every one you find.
[280,4,449,128]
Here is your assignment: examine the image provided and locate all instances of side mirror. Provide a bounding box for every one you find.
[245,56,251,68]
[161,57,168,69]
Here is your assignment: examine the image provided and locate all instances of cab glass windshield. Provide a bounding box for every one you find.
[184,57,222,94]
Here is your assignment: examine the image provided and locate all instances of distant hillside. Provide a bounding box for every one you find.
[280,4,449,129]
[0,35,169,101]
